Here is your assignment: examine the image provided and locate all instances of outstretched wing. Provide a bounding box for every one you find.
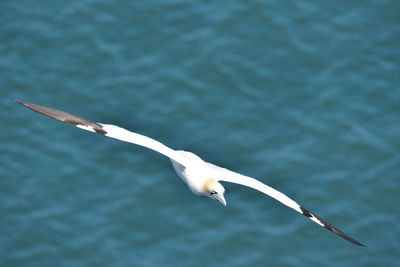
[17,100,189,166]
[209,163,366,247]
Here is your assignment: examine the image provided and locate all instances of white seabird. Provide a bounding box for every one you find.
[17,100,366,246]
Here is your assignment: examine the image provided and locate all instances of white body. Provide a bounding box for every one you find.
[170,151,208,196]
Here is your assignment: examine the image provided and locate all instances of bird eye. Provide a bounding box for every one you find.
[210,190,217,195]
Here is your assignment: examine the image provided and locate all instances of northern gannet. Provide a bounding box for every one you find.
[17,100,366,247]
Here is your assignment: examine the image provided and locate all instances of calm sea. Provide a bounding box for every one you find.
[1,1,399,266]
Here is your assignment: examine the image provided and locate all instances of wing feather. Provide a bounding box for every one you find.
[209,163,366,246]
[17,100,188,165]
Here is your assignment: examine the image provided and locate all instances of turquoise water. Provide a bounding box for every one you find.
[1,0,399,266]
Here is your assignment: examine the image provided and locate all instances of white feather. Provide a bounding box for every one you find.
[98,124,190,166]
[76,124,96,132]
[208,163,304,214]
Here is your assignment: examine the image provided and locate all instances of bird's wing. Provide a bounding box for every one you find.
[17,100,189,166]
[208,163,366,247]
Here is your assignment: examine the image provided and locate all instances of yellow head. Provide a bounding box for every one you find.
[204,178,226,206]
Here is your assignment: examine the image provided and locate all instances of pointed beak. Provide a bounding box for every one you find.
[214,194,226,206]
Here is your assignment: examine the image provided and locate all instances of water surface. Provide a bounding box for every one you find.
[1,1,399,266]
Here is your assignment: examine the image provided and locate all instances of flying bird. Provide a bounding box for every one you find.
[17,100,366,247]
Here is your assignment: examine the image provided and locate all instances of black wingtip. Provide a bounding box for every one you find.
[300,207,366,247]
[16,100,108,135]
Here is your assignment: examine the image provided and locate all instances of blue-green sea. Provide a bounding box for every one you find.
[1,1,399,266]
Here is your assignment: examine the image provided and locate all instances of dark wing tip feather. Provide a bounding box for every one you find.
[300,207,366,247]
[17,99,107,135]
